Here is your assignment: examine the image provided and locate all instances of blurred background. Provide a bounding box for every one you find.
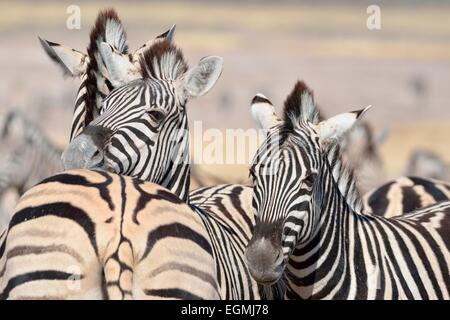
[0,0,449,217]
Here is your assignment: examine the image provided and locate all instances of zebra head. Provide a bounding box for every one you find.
[245,81,369,284]
[39,8,176,141]
[61,39,223,201]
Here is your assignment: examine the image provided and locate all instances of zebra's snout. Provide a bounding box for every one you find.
[62,134,104,170]
[245,237,284,285]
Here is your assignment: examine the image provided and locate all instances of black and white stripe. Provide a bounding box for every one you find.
[245,81,450,299]
[364,176,450,217]
[0,170,281,299]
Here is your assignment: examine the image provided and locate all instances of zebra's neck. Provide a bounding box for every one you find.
[285,150,367,299]
[158,114,191,202]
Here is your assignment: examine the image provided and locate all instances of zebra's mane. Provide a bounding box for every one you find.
[281,81,363,212]
[139,40,188,80]
[282,81,320,135]
[85,8,128,126]
[326,143,364,211]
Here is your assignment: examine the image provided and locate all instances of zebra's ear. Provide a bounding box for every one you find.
[183,56,223,98]
[134,24,176,57]
[317,106,372,147]
[99,42,141,87]
[251,94,280,134]
[39,37,88,78]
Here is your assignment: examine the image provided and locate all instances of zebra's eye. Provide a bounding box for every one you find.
[304,174,315,186]
[147,109,166,124]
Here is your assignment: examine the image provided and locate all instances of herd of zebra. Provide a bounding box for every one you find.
[0,9,449,300]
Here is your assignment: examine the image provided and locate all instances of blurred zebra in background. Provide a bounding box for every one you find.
[0,111,62,228]
[406,149,450,181]
[340,121,387,194]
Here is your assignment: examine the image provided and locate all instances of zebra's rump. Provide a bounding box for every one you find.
[0,169,219,300]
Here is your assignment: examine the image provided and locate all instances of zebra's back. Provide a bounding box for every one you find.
[364,176,450,217]
[0,169,219,300]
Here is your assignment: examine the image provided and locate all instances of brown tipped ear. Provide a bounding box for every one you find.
[251,93,281,133]
[317,106,372,147]
[156,24,176,42]
[38,37,88,78]
[133,24,176,57]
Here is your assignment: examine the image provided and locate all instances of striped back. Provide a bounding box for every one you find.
[364,176,450,217]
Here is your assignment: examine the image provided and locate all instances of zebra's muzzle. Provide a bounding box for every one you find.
[245,237,285,285]
[62,134,105,170]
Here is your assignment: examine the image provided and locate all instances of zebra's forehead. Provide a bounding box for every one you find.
[101,78,175,107]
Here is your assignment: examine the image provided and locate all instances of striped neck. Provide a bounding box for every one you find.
[159,113,191,202]
[284,152,368,299]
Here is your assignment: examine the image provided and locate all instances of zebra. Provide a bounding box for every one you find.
[251,89,450,218]
[40,9,213,192]
[39,8,176,142]
[406,149,450,181]
[52,14,450,300]
[0,111,63,229]
[244,80,450,299]
[40,9,225,200]
[340,121,387,194]
[37,9,273,300]
[47,8,448,216]
[59,35,223,203]
[0,110,62,197]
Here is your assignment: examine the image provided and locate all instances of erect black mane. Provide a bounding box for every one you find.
[280,80,320,140]
[139,40,188,80]
[84,8,128,126]
[280,80,364,212]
